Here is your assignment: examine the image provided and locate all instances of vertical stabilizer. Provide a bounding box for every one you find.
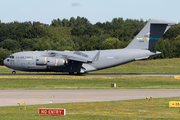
[126,19,176,49]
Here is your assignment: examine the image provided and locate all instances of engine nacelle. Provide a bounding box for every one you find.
[36,57,47,65]
[47,58,65,67]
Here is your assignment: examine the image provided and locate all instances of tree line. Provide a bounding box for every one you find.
[0,16,180,64]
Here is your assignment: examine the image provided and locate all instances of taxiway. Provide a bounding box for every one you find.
[1,89,180,106]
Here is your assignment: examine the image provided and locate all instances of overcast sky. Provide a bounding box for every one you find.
[0,0,179,24]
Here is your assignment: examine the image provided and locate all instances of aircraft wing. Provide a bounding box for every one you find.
[68,57,92,63]
[50,51,93,63]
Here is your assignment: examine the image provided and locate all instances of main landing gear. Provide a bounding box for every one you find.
[69,72,74,75]
[12,71,16,75]
[69,72,81,75]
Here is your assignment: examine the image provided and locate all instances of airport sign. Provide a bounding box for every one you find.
[39,108,66,115]
[169,101,180,107]
[174,76,180,79]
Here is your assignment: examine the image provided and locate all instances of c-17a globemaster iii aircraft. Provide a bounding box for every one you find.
[3,19,176,75]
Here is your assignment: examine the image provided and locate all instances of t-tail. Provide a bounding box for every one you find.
[126,19,176,49]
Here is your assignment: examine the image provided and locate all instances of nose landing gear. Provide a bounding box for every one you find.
[12,71,16,75]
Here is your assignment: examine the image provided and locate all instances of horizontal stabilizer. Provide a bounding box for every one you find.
[135,51,161,60]
[135,56,149,60]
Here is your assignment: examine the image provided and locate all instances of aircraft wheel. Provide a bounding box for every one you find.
[77,72,81,75]
[69,72,74,75]
[12,71,16,75]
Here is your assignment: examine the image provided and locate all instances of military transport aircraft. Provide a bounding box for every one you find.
[3,19,176,74]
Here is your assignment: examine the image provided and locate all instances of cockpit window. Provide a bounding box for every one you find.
[9,56,14,59]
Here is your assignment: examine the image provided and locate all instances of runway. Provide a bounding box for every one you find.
[0,73,180,76]
[1,73,180,107]
[1,89,180,107]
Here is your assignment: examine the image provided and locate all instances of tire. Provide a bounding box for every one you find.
[12,71,16,75]
[69,72,74,75]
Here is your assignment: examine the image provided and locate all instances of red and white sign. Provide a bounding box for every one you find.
[39,108,66,115]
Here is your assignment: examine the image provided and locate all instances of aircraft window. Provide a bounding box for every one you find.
[7,59,9,62]
[10,56,14,59]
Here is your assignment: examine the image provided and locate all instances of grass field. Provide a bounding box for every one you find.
[0,76,180,89]
[1,97,180,120]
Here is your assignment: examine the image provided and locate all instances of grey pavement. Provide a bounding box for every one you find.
[0,89,180,107]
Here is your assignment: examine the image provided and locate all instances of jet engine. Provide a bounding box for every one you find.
[47,58,65,67]
[36,57,47,65]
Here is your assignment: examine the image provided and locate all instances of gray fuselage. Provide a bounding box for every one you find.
[3,49,160,73]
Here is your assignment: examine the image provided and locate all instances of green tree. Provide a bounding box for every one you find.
[33,37,52,50]
[83,26,101,37]
[81,36,98,50]
[23,26,46,38]
[0,39,21,51]
[45,27,71,41]
[56,37,75,51]
[0,48,11,65]
[69,17,76,27]
[103,37,121,49]
[51,19,62,27]
[20,38,37,50]
[62,18,69,27]
[71,27,83,36]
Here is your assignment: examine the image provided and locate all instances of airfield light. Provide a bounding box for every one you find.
[17,102,21,110]
[23,102,26,110]
[146,97,148,103]
[150,96,153,103]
